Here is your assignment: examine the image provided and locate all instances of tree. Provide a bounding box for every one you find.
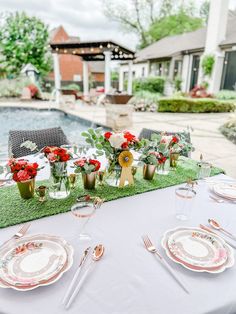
[148,8,203,43]
[0,12,51,77]
[200,0,210,24]
[103,0,205,48]
[103,0,157,48]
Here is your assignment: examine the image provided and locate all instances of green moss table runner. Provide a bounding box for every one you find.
[0,159,223,228]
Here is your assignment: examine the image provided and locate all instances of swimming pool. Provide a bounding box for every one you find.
[0,107,96,159]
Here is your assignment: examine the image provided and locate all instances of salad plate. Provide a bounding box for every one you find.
[0,234,73,291]
[212,183,236,200]
[161,227,234,273]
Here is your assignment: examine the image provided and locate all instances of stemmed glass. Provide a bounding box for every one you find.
[71,196,103,241]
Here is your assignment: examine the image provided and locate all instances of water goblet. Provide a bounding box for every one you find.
[175,187,196,221]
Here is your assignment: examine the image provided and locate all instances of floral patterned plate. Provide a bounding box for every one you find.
[0,234,73,289]
[213,183,236,200]
[161,227,234,273]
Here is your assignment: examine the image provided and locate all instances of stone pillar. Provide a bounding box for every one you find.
[53,53,61,105]
[83,61,89,97]
[119,66,124,92]
[127,60,133,95]
[104,50,112,94]
[201,0,229,93]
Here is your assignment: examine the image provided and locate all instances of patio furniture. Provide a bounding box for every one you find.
[139,128,191,157]
[8,127,70,158]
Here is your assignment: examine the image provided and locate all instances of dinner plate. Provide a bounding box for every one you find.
[213,183,236,200]
[0,234,73,290]
[161,227,234,273]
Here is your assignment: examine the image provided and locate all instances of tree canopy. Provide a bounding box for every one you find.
[148,9,203,44]
[103,0,209,49]
[0,12,51,77]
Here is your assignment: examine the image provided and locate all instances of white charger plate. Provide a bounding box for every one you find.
[0,234,73,291]
[213,183,236,200]
[161,227,234,273]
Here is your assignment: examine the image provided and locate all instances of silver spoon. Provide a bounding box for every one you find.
[65,244,105,309]
[208,219,236,241]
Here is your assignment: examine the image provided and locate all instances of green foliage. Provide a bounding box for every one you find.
[158,98,236,113]
[0,78,31,98]
[215,90,236,100]
[0,12,51,77]
[133,77,165,93]
[148,9,203,43]
[173,77,182,91]
[220,117,236,145]
[201,54,215,76]
[200,0,210,24]
[128,91,161,112]
[62,83,81,91]
[111,71,119,81]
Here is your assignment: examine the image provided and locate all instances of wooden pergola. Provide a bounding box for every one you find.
[50,40,135,103]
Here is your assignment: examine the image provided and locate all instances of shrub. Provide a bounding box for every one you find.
[128,91,161,112]
[220,117,236,145]
[62,83,80,91]
[158,98,235,113]
[0,77,32,98]
[133,77,165,94]
[201,54,215,76]
[215,90,236,100]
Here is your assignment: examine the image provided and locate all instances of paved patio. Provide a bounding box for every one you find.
[1,100,236,178]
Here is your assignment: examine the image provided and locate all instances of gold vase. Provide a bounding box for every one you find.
[17,179,35,199]
[170,153,180,168]
[143,164,156,180]
[82,172,96,190]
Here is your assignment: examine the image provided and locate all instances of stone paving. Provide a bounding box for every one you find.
[1,100,236,178]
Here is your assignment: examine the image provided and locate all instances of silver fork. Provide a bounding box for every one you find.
[1,223,31,247]
[142,235,189,294]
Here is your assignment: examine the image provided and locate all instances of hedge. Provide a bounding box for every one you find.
[220,119,236,145]
[133,77,165,94]
[158,98,236,113]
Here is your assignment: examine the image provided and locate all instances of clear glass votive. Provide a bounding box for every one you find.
[198,162,211,180]
[175,187,196,221]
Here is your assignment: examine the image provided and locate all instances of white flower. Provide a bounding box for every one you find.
[109,133,126,149]
[160,135,172,145]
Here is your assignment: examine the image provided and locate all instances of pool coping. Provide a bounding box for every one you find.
[0,102,110,130]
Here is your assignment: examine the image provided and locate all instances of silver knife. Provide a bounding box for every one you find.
[62,247,91,305]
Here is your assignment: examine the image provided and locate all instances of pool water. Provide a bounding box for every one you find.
[0,107,93,159]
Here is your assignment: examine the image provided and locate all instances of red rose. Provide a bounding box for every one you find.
[89,159,101,171]
[61,154,70,162]
[172,136,179,144]
[16,170,31,182]
[124,131,136,142]
[104,132,112,140]
[121,142,129,149]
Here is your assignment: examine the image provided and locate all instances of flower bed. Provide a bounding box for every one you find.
[220,118,236,145]
[158,98,235,113]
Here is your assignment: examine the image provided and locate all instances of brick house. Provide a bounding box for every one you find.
[49,26,104,84]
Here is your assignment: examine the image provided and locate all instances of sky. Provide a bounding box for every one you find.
[0,0,236,50]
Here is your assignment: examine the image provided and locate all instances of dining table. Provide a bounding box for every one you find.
[0,154,236,314]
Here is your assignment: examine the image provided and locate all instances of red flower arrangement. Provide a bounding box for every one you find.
[103,130,139,150]
[43,146,71,162]
[8,159,39,182]
[74,158,101,174]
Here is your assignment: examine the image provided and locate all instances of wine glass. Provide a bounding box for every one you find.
[71,197,103,241]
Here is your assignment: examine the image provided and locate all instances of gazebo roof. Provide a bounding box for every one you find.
[50,40,135,61]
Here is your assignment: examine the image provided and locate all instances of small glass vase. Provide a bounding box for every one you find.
[143,164,156,180]
[157,160,169,175]
[49,162,70,199]
[106,165,123,187]
[170,153,180,168]
[17,178,35,199]
[82,172,97,190]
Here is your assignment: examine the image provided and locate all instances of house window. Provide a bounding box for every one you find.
[173,60,182,78]
[141,67,145,77]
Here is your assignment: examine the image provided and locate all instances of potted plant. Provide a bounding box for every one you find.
[7,159,40,199]
[74,158,101,190]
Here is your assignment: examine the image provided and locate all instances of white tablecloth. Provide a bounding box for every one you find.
[0,167,236,314]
